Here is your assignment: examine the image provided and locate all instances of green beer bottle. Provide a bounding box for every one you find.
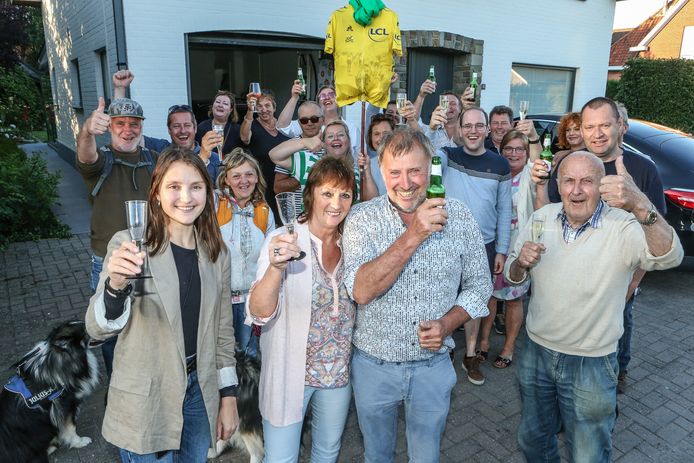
[427,155,445,198]
[470,72,478,98]
[297,67,306,98]
[428,65,436,83]
[540,133,553,179]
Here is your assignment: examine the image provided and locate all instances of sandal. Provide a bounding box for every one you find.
[475,350,488,362]
[493,356,512,369]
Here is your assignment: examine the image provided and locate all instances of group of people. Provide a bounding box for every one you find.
[77,67,683,463]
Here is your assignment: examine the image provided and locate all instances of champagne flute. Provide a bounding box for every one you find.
[532,216,545,243]
[212,124,224,161]
[438,94,449,130]
[249,82,261,113]
[275,192,306,261]
[519,100,529,121]
[125,200,152,279]
[396,92,407,126]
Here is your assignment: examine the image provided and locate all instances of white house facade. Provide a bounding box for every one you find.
[41,0,619,152]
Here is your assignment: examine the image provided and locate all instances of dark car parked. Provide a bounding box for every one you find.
[523,114,694,265]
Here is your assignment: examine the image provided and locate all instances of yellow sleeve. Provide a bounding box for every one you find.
[391,13,402,56]
[325,12,335,54]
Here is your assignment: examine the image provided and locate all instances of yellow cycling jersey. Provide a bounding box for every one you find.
[325,5,402,108]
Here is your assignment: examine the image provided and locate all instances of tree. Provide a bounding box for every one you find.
[0,5,31,69]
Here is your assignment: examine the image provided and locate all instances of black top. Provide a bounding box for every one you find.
[170,242,201,359]
[196,119,243,157]
[547,148,666,214]
[246,119,290,221]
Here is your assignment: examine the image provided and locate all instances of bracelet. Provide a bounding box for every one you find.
[105,277,133,297]
[529,138,540,144]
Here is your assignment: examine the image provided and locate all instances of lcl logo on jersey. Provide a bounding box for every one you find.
[368,27,389,42]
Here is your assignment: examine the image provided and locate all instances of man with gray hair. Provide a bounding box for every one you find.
[342,128,492,462]
[76,95,157,378]
[508,150,682,462]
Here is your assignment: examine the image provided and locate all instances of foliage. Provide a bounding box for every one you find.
[615,58,694,133]
[0,138,71,250]
[605,79,621,100]
[0,5,30,68]
[0,65,45,132]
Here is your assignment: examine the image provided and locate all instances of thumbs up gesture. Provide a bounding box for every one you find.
[599,156,648,212]
[85,97,110,136]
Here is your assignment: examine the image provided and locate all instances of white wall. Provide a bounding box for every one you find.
[44,0,617,147]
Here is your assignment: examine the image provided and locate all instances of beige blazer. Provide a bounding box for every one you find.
[85,230,236,455]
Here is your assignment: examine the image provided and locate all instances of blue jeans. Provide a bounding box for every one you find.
[617,294,636,373]
[118,371,211,463]
[91,254,117,379]
[232,302,258,359]
[263,384,352,463]
[517,337,618,463]
[351,348,456,463]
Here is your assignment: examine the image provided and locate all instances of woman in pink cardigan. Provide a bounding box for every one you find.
[247,156,357,462]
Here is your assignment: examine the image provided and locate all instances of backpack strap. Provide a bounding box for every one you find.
[90,146,114,197]
[253,203,270,233]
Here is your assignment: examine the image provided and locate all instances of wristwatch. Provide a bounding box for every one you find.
[529,137,540,144]
[105,277,133,297]
[640,206,658,225]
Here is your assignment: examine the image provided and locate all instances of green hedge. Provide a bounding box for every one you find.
[0,138,70,250]
[615,58,694,133]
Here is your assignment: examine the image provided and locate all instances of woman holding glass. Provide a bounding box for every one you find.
[478,130,536,369]
[196,90,243,157]
[215,147,275,359]
[247,156,357,462]
[85,146,239,462]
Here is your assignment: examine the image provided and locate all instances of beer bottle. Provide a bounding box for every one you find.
[540,133,553,179]
[470,72,478,98]
[428,65,436,83]
[297,67,306,98]
[427,155,445,198]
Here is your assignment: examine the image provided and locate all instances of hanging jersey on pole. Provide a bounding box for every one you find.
[325,4,402,109]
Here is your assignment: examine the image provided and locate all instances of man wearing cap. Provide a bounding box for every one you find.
[111,70,220,182]
[76,95,158,378]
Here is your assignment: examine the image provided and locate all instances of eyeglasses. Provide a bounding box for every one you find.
[299,116,321,124]
[461,123,487,131]
[318,91,336,101]
[168,104,192,115]
[502,146,527,154]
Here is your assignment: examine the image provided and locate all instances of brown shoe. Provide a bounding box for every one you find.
[462,355,485,385]
[617,371,627,394]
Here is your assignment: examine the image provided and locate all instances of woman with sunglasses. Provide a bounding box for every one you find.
[195,90,243,158]
[239,91,289,221]
[215,148,275,359]
[477,130,536,370]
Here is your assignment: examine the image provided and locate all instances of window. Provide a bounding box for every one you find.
[95,48,111,106]
[407,49,454,123]
[70,58,83,109]
[510,64,575,115]
[681,26,694,60]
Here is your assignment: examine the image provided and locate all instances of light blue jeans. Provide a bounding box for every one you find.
[232,302,258,359]
[263,384,352,463]
[351,348,456,463]
[517,337,618,463]
[118,371,211,462]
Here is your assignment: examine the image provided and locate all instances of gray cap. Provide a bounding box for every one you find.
[108,98,145,119]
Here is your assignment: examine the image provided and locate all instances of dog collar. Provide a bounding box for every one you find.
[4,374,63,411]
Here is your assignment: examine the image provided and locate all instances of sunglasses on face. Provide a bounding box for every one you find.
[299,116,321,124]
[318,92,336,101]
[168,104,193,115]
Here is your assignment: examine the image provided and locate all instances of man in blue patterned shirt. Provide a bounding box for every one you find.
[343,128,492,462]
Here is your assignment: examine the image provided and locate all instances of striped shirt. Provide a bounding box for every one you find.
[342,195,492,362]
[558,200,604,243]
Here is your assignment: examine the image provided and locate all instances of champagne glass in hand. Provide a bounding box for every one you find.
[212,124,224,160]
[249,83,261,113]
[519,100,529,120]
[438,95,449,130]
[532,216,545,244]
[125,200,152,278]
[396,92,407,126]
[275,192,306,261]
